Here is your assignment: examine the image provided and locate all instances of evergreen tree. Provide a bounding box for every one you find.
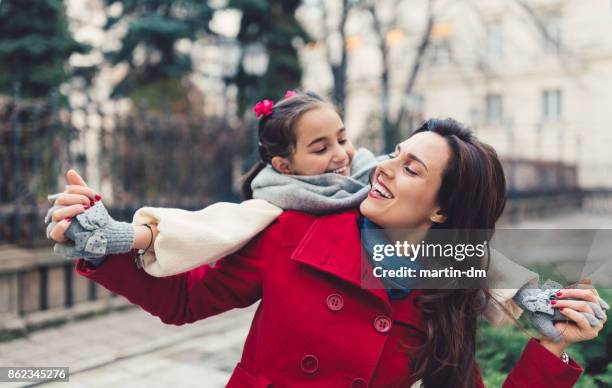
[0,0,88,98]
[228,0,310,114]
[103,0,214,103]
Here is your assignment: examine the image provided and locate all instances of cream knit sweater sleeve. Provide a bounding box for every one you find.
[131,198,534,326]
[483,249,539,326]
[132,199,283,277]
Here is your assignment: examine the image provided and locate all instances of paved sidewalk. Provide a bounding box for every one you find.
[0,303,256,387]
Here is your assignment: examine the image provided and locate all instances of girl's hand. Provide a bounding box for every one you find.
[47,170,101,242]
[541,285,607,356]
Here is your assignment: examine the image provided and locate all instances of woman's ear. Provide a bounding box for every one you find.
[271,156,293,174]
[430,208,447,224]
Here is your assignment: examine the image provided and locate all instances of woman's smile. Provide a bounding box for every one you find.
[369,175,394,199]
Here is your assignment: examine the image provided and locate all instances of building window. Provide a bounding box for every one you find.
[485,23,503,58]
[430,22,453,65]
[431,41,451,65]
[485,94,503,124]
[405,94,425,114]
[402,94,425,134]
[542,89,562,121]
[542,16,561,53]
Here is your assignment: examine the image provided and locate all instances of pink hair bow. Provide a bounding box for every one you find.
[253,99,275,118]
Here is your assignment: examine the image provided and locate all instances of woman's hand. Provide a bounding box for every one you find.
[541,283,607,356]
[47,170,101,242]
[47,169,154,258]
[47,170,136,259]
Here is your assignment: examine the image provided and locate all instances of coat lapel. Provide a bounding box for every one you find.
[289,210,427,333]
[290,210,391,308]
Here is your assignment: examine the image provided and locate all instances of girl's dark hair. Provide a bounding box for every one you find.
[240,91,333,199]
[406,118,507,388]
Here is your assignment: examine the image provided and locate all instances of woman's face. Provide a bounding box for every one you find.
[360,131,451,230]
[272,106,355,176]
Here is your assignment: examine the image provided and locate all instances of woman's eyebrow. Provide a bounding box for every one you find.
[396,144,428,171]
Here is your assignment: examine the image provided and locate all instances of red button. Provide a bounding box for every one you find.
[301,354,319,374]
[374,315,392,333]
[326,293,344,311]
[351,377,368,388]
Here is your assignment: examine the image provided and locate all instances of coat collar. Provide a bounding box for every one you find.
[290,210,389,304]
[289,210,426,332]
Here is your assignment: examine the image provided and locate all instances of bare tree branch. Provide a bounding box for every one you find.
[321,0,352,115]
[394,0,436,130]
[512,0,585,82]
[364,0,399,151]
[513,0,560,50]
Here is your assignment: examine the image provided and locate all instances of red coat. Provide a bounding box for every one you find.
[76,210,583,387]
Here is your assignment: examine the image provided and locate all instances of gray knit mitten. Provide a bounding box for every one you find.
[514,280,609,342]
[49,201,134,260]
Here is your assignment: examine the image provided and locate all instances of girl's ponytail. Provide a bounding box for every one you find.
[241,160,267,200]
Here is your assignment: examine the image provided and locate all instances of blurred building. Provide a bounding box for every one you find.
[299,0,612,188]
[64,0,612,188]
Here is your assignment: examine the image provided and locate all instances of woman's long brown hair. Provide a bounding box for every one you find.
[407,118,507,388]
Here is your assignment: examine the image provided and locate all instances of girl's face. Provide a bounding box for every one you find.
[360,131,451,231]
[271,106,355,176]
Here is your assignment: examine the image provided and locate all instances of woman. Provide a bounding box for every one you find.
[47,119,605,387]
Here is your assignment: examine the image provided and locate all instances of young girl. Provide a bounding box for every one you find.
[125,91,386,276]
[45,92,601,339]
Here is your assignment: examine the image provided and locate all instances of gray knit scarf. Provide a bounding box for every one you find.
[251,148,387,214]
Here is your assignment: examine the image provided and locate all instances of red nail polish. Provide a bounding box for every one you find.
[90,200,95,206]
[560,308,564,311]
[65,217,72,222]
[84,205,90,210]
[551,300,557,305]
[556,291,562,297]
[95,194,101,201]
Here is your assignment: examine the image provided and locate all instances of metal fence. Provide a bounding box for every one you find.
[1,92,608,247]
[0,94,250,246]
[503,158,578,193]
